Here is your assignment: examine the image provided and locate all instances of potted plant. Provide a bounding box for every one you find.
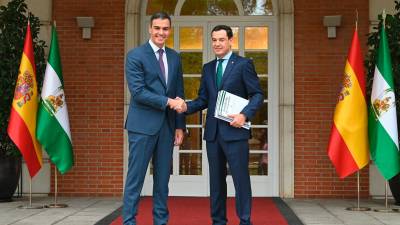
[0,0,46,202]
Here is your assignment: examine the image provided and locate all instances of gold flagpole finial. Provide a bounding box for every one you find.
[383,9,387,25]
[27,10,30,25]
[355,9,359,31]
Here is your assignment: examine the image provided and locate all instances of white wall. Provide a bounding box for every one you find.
[370,0,396,23]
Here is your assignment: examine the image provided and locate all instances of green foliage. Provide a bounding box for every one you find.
[366,1,400,91]
[0,0,46,157]
[181,52,202,74]
[245,52,268,74]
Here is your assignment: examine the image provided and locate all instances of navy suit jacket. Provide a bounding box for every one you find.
[125,42,185,135]
[186,53,264,141]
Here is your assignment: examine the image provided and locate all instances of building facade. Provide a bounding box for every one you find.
[2,0,396,198]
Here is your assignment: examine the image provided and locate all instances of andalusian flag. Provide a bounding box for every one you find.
[369,22,400,180]
[327,29,369,178]
[7,22,42,177]
[36,25,74,174]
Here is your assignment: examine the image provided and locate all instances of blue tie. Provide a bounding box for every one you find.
[216,59,224,88]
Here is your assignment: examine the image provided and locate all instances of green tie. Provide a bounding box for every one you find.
[216,59,224,88]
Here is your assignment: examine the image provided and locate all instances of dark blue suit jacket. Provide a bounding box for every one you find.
[125,42,185,135]
[187,53,264,141]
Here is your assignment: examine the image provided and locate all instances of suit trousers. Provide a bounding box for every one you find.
[123,119,174,225]
[206,132,252,225]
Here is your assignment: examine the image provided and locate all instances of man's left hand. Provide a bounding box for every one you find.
[228,114,246,128]
[174,129,184,146]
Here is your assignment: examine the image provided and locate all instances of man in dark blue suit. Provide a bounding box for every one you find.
[180,25,263,225]
[123,12,186,225]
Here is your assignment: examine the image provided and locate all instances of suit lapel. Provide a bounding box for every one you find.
[219,53,237,90]
[166,48,174,91]
[145,43,167,89]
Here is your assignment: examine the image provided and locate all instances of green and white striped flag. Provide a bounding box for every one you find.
[36,25,73,174]
[369,22,400,180]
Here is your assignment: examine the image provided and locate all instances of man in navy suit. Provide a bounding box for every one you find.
[179,25,263,225]
[123,12,186,225]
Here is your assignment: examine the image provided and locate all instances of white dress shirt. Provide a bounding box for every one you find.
[215,51,233,77]
[149,39,169,84]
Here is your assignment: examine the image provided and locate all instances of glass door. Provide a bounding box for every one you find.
[170,22,209,196]
[142,19,277,196]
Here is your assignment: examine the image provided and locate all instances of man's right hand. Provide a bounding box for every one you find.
[167,97,187,113]
[175,97,187,113]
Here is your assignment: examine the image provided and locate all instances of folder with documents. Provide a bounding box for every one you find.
[214,90,251,129]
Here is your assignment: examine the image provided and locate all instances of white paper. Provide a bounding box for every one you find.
[214,90,251,129]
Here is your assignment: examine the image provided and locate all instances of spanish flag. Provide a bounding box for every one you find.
[327,28,369,178]
[7,22,42,177]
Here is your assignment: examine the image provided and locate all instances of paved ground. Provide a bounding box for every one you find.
[286,199,400,225]
[0,197,121,225]
[1,197,400,225]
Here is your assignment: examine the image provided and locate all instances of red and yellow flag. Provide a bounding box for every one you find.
[327,29,369,178]
[7,22,42,177]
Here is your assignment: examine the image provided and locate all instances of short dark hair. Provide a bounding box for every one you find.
[150,12,171,27]
[211,25,233,39]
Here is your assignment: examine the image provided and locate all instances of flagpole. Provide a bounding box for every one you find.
[383,181,390,211]
[47,166,68,208]
[346,171,370,211]
[29,178,32,206]
[36,21,74,209]
[374,181,396,212]
[18,177,43,209]
[357,171,360,208]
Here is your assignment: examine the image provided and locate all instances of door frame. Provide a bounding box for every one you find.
[124,0,295,198]
[140,17,279,197]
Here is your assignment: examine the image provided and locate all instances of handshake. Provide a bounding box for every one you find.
[167,97,187,113]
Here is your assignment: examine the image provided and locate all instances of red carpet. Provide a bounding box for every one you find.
[105,197,296,225]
